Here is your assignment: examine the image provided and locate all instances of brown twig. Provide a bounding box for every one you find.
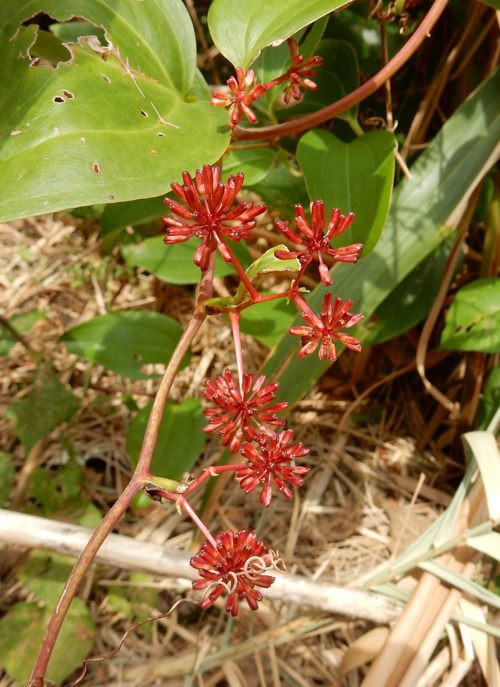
[232,0,449,141]
[28,258,216,687]
[379,19,394,132]
[415,186,481,419]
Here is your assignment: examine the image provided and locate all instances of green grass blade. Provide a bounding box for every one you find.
[262,69,500,405]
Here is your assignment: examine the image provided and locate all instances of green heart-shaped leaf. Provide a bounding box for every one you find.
[61,311,186,378]
[208,0,351,69]
[297,129,395,254]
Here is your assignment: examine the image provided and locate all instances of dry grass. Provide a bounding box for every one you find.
[0,214,490,686]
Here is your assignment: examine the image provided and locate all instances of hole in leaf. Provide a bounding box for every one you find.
[92,161,101,175]
[102,74,111,84]
[62,89,74,99]
[157,132,165,137]
[140,109,148,117]
[53,95,65,103]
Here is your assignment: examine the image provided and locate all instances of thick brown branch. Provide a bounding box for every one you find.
[232,0,449,141]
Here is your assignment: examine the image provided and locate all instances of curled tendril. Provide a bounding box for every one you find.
[65,599,196,687]
[200,551,286,607]
[200,571,239,603]
[243,550,286,578]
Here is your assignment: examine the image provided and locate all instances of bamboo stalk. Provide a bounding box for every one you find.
[0,508,399,624]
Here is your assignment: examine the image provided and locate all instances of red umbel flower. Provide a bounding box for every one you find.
[290,293,363,361]
[282,39,323,104]
[163,164,266,271]
[275,201,363,286]
[211,67,267,129]
[237,429,309,507]
[203,369,288,453]
[190,529,276,616]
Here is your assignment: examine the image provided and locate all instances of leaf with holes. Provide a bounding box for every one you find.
[127,398,206,480]
[297,129,395,255]
[208,0,351,68]
[6,373,80,452]
[440,278,500,353]
[0,0,229,221]
[61,311,186,378]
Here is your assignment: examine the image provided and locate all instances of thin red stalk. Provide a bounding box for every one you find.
[178,495,219,549]
[228,142,274,151]
[255,291,292,304]
[221,238,261,300]
[226,290,292,315]
[184,463,247,495]
[230,311,244,391]
[232,0,449,141]
[28,258,216,687]
[292,293,322,328]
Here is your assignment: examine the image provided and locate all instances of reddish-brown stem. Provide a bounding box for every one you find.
[232,0,449,141]
[28,258,216,687]
[228,142,275,151]
[159,491,219,549]
[184,462,247,495]
[230,311,244,390]
[256,291,292,304]
[221,238,261,301]
[178,496,219,549]
[228,290,293,315]
[379,18,394,132]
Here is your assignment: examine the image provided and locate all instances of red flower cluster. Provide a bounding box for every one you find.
[190,529,275,616]
[203,369,288,452]
[290,293,363,361]
[281,38,323,104]
[275,201,363,286]
[163,164,266,270]
[211,67,267,129]
[237,429,309,507]
[210,40,323,129]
